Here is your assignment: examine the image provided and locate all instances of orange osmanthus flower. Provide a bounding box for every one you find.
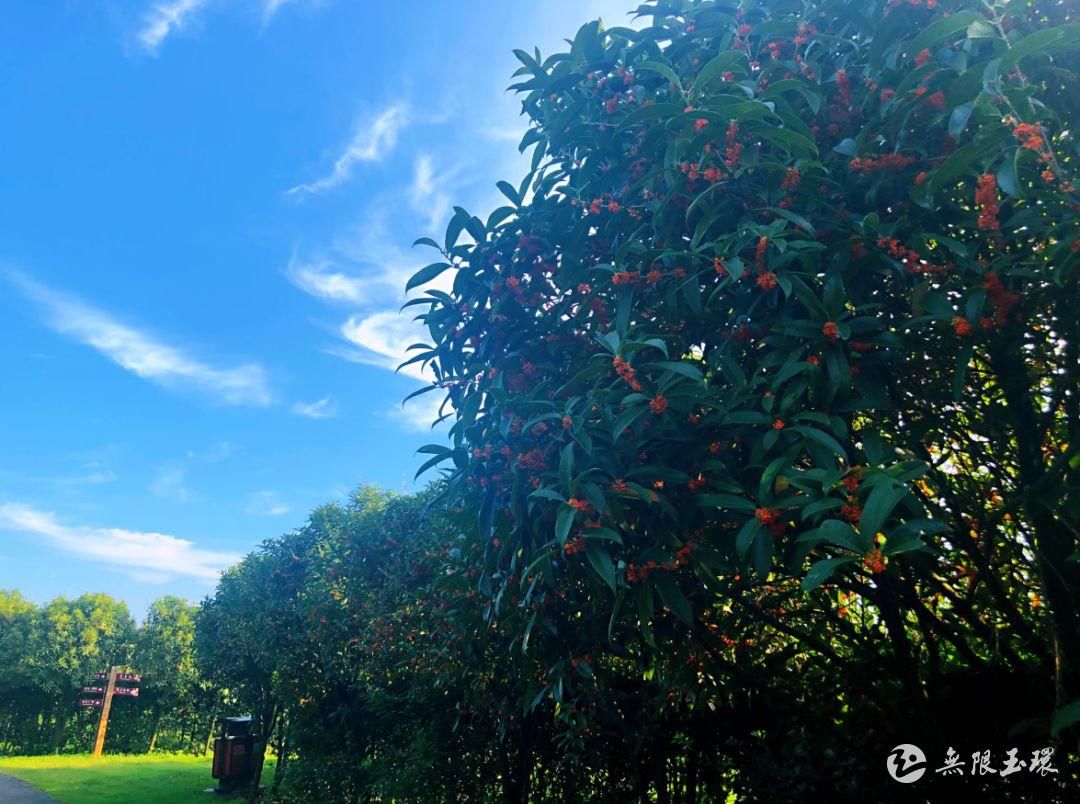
[755,507,780,525]
[755,236,768,268]
[975,173,1000,231]
[756,271,778,291]
[863,549,886,574]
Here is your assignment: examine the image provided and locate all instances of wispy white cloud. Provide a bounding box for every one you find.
[288,212,453,310]
[8,272,273,407]
[286,105,408,197]
[0,465,118,489]
[245,490,290,516]
[387,392,449,432]
[337,311,450,432]
[0,502,237,582]
[150,467,192,502]
[339,310,432,381]
[286,200,455,434]
[281,2,646,437]
[410,154,456,231]
[330,213,435,294]
[262,0,321,23]
[412,154,436,197]
[137,0,208,53]
[60,468,118,486]
[285,213,450,435]
[262,0,294,21]
[292,396,337,419]
[186,441,234,463]
[286,256,371,304]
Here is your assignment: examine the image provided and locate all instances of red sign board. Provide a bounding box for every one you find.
[114,686,140,697]
[79,698,103,708]
[81,686,105,695]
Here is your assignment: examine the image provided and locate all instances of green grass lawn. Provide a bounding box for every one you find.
[0,753,276,803]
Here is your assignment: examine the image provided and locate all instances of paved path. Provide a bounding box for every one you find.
[0,773,58,803]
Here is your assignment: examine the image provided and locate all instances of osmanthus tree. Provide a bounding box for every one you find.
[196,488,513,801]
[270,489,496,802]
[408,0,1079,796]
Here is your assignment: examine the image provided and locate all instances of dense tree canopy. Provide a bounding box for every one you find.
[403,0,1079,798]
[196,488,504,802]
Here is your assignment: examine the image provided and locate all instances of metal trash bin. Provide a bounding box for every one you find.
[211,716,263,792]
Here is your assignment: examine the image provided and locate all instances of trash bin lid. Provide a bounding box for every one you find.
[219,716,253,737]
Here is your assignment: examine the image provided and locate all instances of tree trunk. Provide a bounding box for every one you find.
[148,709,162,753]
[875,576,923,700]
[685,733,699,804]
[203,706,218,756]
[990,342,1080,707]
[270,723,288,797]
[501,721,532,804]
[50,706,68,754]
[654,751,670,804]
[248,696,276,804]
[1029,504,1080,704]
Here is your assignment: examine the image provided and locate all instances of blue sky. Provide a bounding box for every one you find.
[0,0,637,617]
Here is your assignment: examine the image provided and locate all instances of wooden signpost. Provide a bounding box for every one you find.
[91,666,118,757]
[77,666,141,756]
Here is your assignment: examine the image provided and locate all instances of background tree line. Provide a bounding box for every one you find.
[0,591,219,756]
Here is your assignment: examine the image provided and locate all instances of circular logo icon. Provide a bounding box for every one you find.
[886,744,927,784]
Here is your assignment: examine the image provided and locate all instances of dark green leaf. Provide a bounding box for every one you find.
[1051,698,1080,738]
[555,505,575,546]
[907,12,984,56]
[406,262,453,292]
[586,542,617,593]
[802,557,857,592]
[653,574,693,626]
[859,481,909,538]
